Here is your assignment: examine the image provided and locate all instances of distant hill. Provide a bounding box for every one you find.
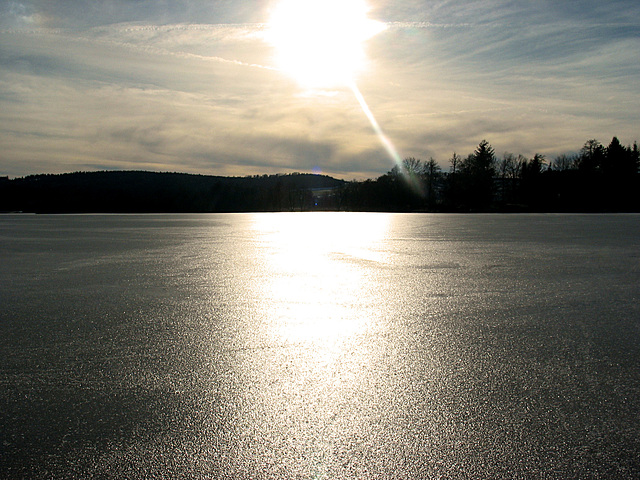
[0,171,346,213]
[3,135,639,213]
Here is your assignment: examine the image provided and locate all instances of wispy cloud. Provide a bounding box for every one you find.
[359,0,640,162]
[1,0,639,178]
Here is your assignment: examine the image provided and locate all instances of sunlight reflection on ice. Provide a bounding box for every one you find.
[233,212,394,477]
[6,214,639,477]
[252,212,391,343]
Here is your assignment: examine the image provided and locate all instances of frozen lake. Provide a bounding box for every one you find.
[1,213,640,478]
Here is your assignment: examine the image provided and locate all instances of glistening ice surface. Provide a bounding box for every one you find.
[1,213,640,478]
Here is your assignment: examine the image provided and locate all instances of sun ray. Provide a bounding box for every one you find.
[349,81,403,168]
[266,0,402,170]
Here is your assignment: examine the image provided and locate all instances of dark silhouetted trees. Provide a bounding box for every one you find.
[452,140,496,210]
[424,157,442,210]
[1,137,638,213]
[0,171,344,213]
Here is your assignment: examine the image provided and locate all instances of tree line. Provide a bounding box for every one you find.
[0,171,345,213]
[1,137,638,213]
[340,137,640,212]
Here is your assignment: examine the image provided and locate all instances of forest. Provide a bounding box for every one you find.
[1,137,638,213]
[343,137,640,212]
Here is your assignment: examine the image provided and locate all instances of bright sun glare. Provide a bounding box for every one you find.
[266,0,386,88]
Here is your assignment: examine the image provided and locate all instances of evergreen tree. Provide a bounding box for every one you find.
[423,157,442,209]
[458,140,496,210]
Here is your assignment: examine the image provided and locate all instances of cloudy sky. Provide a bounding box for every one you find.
[1,0,639,179]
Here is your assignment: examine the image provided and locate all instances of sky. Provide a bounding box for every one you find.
[1,0,639,180]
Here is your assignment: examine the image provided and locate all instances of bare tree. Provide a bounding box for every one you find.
[401,157,423,176]
[499,153,516,180]
[552,153,577,171]
[449,152,461,174]
[578,139,605,172]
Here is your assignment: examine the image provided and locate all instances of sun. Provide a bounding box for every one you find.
[265,0,386,88]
